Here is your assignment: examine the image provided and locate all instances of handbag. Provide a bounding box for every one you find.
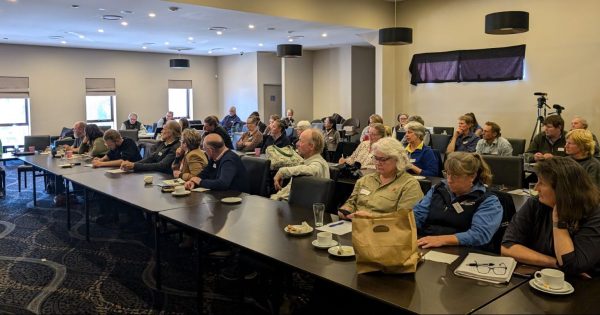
[352,210,420,274]
[265,145,303,170]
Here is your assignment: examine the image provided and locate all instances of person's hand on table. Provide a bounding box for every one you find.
[417,235,454,248]
[120,161,134,171]
[338,157,347,165]
[184,176,201,190]
[91,159,102,168]
[533,152,545,161]
[273,173,283,191]
[173,170,181,178]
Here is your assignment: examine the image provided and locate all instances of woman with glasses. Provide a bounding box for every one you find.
[338,137,423,219]
[404,121,439,177]
[339,123,386,170]
[502,157,600,275]
[235,116,263,152]
[413,152,503,248]
[172,128,208,180]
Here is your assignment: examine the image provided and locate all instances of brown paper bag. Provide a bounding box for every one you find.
[352,209,420,274]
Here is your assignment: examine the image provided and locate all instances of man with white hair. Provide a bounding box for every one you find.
[571,116,600,157]
[271,128,330,201]
[221,106,242,133]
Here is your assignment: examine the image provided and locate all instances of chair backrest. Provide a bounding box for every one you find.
[289,175,336,214]
[485,190,516,254]
[417,179,432,195]
[59,127,73,138]
[137,141,153,159]
[335,141,359,160]
[433,127,454,135]
[151,122,158,133]
[312,122,324,130]
[430,134,452,154]
[190,124,204,131]
[24,135,51,151]
[98,125,111,132]
[506,138,526,156]
[119,130,139,142]
[342,117,360,129]
[188,120,203,125]
[53,139,74,147]
[431,149,444,177]
[396,131,406,141]
[482,155,524,189]
[240,156,271,197]
[154,127,163,139]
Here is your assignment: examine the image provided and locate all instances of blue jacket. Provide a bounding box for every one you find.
[199,149,249,192]
[407,145,439,177]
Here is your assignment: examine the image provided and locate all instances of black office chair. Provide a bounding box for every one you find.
[289,176,336,214]
[334,141,359,162]
[341,118,360,142]
[0,166,5,199]
[240,156,271,197]
[99,125,111,132]
[418,179,432,195]
[485,190,516,254]
[137,142,153,159]
[431,149,444,177]
[430,134,452,155]
[19,135,51,191]
[506,138,526,156]
[119,129,139,142]
[433,126,454,135]
[482,155,525,189]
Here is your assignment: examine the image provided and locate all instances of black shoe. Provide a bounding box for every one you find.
[96,215,118,225]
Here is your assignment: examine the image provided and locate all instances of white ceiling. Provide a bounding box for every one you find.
[0,0,376,56]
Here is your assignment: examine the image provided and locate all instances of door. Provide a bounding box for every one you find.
[263,84,282,118]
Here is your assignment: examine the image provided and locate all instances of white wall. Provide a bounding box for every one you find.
[282,51,314,122]
[257,52,282,118]
[396,0,600,141]
[313,46,352,120]
[216,53,258,120]
[0,44,218,136]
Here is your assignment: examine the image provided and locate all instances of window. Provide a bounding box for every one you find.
[409,45,526,85]
[0,76,30,146]
[168,80,193,119]
[85,78,116,128]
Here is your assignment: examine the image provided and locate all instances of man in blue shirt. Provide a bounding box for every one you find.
[446,115,479,153]
[220,106,242,133]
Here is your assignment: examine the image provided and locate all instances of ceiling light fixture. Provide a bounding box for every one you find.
[60,40,67,44]
[148,12,156,18]
[78,35,85,39]
[216,31,223,35]
[97,29,104,33]
[232,47,237,50]
[168,6,179,12]
[378,0,412,45]
[187,37,194,41]
[170,48,190,69]
[258,43,263,47]
[120,10,133,15]
[102,14,122,21]
[485,11,529,34]
[321,33,328,37]
[288,38,293,42]
[120,21,128,26]
[277,44,302,58]
[164,41,170,45]
[248,24,255,29]
[142,46,147,49]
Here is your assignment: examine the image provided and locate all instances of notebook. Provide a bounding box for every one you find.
[454,252,516,284]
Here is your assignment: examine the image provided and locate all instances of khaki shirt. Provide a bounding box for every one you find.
[343,171,423,214]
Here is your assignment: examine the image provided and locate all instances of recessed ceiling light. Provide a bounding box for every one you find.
[102,15,122,21]
[7,0,17,3]
[321,33,328,37]
[232,47,237,50]
[288,38,293,42]
[121,21,128,26]
[148,12,156,18]
[78,35,85,39]
[97,29,104,33]
[216,31,223,35]
[187,37,194,41]
[208,51,212,54]
[98,8,105,11]
[61,40,67,44]
[142,46,147,49]
[248,24,255,29]
[164,41,170,45]
[258,43,263,47]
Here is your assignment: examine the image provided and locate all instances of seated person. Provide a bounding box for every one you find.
[465,112,484,137]
[78,124,109,157]
[565,129,600,187]
[571,116,600,157]
[360,114,384,140]
[262,114,280,138]
[172,129,208,181]
[446,115,479,153]
[290,120,311,145]
[202,115,233,149]
[323,116,340,162]
[501,157,600,275]
[64,121,86,152]
[338,137,423,219]
[475,121,513,156]
[221,106,242,133]
[261,119,291,153]
[119,112,147,134]
[400,115,431,146]
[120,120,181,174]
[283,108,295,128]
[179,117,190,130]
[92,129,141,168]
[525,115,567,162]
[413,152,503,248]
[251,111,267,133]
[184,133,249,192]
[339,123,386,170]
[271,128,330,201]
[235,116,263,152]
[404,122,439,177]
[156,110,174,128]
[393,113,409,134]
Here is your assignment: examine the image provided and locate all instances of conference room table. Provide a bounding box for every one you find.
[159,194,529,314]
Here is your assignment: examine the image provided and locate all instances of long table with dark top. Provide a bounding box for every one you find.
[473,274,600,314]
[159,194,529,314]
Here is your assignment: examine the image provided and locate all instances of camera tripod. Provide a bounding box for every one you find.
[530,93,550,143]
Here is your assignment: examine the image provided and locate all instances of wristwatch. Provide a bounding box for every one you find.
[553,221,568,229]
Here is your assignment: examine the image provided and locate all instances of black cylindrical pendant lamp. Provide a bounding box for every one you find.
[378,27,413,45]
[485,11,529,34]
[170,58,190,69]
[276,44,302,58]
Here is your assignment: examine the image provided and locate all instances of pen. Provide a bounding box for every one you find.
[328,221,344,227]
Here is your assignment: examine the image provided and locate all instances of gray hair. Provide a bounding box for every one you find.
[404,121,426,140]
[371,137,409,172]
[573,116,589,129]
[296,120,311,131]
[408,115,425,125]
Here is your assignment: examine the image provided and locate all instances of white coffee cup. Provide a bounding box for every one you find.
[534,268,564,290]
[143,175,153,184]
[174,185,186,194]
[316,231,332,246]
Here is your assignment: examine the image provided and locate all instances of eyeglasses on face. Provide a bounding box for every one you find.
[372,155,392,163]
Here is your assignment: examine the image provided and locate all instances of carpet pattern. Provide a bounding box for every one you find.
[0,161,277,314]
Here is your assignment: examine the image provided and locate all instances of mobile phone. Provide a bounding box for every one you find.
[337,209,352,221]
[71,162,81,166]
[513,264,540,278]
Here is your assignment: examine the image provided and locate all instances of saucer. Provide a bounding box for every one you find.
[413,175,426,180]
[312,239,338,249]
[221,197,243,204]
[172,190,191,197]
[529,279,574,295]
[284,225,313,236]
[328,245,355,257]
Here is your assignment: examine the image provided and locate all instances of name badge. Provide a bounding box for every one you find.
[329,137,334,140]
[213,163,217,168]
[557,147,565,152]
[360,189,371,196]
[158,151,163,156]
[452,202,464,214]
[409,158,416,163]
[462,140,469,144]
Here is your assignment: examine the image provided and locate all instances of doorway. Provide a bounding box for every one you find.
[263,84,282,118]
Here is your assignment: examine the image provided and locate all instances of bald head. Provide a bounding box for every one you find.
[203,133,225,159]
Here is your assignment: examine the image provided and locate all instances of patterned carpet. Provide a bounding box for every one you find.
[0,160,279,314]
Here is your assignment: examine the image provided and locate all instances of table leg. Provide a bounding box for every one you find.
[84,189,89,242]
[32,168,37,207]
[65,178,71,229]
[197,233,204,314]
[153,213,162,290]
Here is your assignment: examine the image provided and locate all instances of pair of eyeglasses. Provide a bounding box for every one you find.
[467,261,507,275]
[372,156,391,163]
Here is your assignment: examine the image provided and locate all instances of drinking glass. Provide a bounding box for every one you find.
[313,203,325,227]
[528,182,538,196]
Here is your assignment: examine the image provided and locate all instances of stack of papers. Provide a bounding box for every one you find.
[454,253,516,284]
[422,250,459,264]
[316,220,352,235]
